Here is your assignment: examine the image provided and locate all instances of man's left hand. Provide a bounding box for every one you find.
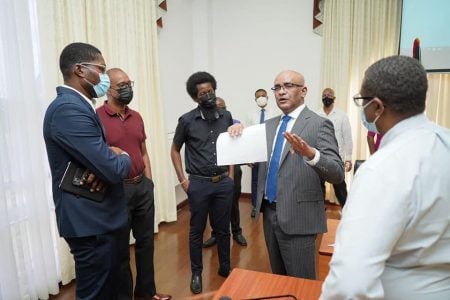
[284,132,316,160]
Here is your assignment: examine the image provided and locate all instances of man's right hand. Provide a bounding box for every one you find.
[109,146,125,155]
[85,172,105,192]
[180,179,190,193]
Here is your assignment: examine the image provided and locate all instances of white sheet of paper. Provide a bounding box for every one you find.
[216,124,267,166]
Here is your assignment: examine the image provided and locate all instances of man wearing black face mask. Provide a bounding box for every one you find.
[317,88,353,208]
[97,68,171,300]
[171,72,242,294]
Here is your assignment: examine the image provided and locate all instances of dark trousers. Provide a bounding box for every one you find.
[321,179,348,208]
[65,228,124,300]
[333,180,348,208]
[119,177,156,299]
[211,165,242,236]
[230,165,242,235]
[251,164,259,208]
[188,176,234,275]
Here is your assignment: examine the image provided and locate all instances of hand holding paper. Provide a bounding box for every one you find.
[217,124,267,166]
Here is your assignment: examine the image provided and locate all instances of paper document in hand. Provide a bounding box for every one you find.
[216,124,267,166]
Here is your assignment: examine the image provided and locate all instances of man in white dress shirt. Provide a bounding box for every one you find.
[317,88,353,207]
[247,89,277,217]
[320,55,450,299]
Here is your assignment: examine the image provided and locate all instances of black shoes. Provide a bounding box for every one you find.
[251,207,257,218]
[233,233,247,246]
[190,274,202,294]
[202,236,216,248]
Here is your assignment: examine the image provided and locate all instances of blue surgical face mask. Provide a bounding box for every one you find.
[83,67,110,98]
[360,99,381,133]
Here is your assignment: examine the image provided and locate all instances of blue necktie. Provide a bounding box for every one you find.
[259,108,265,124]
[266,115,291,203]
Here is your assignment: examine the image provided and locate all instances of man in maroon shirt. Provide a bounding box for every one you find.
[97,68,171,300]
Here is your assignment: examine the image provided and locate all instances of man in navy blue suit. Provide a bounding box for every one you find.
[43,42,131,299]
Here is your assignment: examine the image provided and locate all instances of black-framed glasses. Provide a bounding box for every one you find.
[78,62,107,74]
[112,81,134,91]
[353,93,375,107]
[271,83,303,92]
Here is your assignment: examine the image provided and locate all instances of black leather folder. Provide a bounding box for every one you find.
[59,161,106,202]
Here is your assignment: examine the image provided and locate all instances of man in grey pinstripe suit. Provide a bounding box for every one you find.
[255,70,344,279]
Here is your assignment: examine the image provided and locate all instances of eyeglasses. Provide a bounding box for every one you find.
[78,62,107,73]
[198,90,215,97]
[112,81,134,91]
[271,83,303,92]
[353,93,375,107]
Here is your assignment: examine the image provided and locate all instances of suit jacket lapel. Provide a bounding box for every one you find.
[93,113,107,141]
[58,86,106,141]
[266,117,279,163]
[279,106,311,164]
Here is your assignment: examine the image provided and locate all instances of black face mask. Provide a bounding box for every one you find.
[322,97,334,107]
[199,92,217,109]
[117,87,133,105]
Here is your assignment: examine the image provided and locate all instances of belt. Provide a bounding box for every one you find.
[189,172,228,183]
[124,173,144,184]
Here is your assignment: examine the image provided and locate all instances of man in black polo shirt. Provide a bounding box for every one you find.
[170,72,239,295]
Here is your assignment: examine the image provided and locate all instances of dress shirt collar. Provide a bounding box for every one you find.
[61,84,96,112]
[283,103,305,120]
[379,113,427,149]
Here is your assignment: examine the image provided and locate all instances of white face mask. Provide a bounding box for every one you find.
[256,96,268,108]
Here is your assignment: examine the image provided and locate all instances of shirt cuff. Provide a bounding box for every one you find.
[304,149,320,166]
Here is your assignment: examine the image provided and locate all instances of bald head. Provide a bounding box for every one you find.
[216,97,226,109]
[275,70,305,86]
[322,88,335,98]
[107,68,125,79]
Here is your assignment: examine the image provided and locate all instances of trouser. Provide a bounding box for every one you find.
[333,180,348,208]
[321,179,348,208]
[211,165,242,236]
[251,164,259,208]
[188,176,234,274]
[118,177,156,299]
[262,203,316,279]
[65,228,124,300]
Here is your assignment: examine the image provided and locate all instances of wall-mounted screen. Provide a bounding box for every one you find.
[399,0,450,72]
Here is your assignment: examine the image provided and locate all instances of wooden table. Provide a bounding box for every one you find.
[212,268,323,300]
[319,218,340,256]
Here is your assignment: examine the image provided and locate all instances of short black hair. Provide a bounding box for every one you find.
[361,55,427,116]
[186,72,217,99]
[59,42,102,79]
[255,89,267,97]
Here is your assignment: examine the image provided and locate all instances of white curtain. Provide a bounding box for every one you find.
[44,0,177,226]
[0,0,60,299]
[320,0,402,196]
[35,0,177,285]
[0,0,177,297]
[426,74,450,129]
